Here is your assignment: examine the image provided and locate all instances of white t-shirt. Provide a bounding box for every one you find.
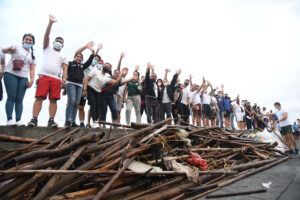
[231,102,242,113]
[192,92,202,105]
[154,83,158,98]
[210,96,217,109]
[202,93,211,105]
[39,46,68,79]
[88,70,111,92]
[181,87,189,105]
[189,90,197,102]
[162,88,171,103]
[118,78,126,98]
[275,108,291,127]
[4,45,35,78]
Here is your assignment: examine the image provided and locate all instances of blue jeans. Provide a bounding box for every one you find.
[216,111,224,128]
[65,83,83,123]
[3,72,28,121]
[100,93,118,122]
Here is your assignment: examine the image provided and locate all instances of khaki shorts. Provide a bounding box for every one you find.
[114,94,123,112]
[280,125,293,136]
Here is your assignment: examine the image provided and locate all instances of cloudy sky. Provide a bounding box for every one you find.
[0,0,299,126]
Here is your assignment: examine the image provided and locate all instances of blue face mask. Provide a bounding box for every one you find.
[97,64,103,70]
[92,59,98,66]
[54,42,63,50]
[23,43,32,49]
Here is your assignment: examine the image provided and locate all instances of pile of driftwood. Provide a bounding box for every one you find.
[0,118,289,200]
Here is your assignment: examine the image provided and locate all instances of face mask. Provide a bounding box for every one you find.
[54,42,63,50]
[102,66,110,73]
[97,64,103,70]
[164,82,169,86]
[23,43,32,49]
[92,59,98,66]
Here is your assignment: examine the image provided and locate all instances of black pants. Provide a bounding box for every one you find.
[159,102,172,121]
[87,86,101,122]
[179,103,190,124]
[0,79,3,101]
[172,104,179,124]
[145,96,158,124]
[246,116,252,130]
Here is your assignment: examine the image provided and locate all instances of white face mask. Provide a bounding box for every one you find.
[54,41,63,50]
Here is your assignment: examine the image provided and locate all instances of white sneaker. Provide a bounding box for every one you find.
[92,121,100,128]
[6,119,15,126]
[16,121,25,127]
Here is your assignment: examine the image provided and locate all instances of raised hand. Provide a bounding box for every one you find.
[165,69,170,73]
[88,46,95,53]
[86,41,94,48]
[189,74,192,80]
[120,52,125,58]
[207,80,211,85]
[203,76,206,83]
[49,14,57,23]
[135,65,140,71]
[97,43,103,50]
[147,63,151,70]
[221,84,224,89]
[151,65,155,71]
[176,69,181,75]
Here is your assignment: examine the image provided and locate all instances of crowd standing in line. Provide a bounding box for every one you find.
[1,15,299,155]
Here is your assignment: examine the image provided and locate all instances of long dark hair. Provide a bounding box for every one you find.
[22,33,35,60]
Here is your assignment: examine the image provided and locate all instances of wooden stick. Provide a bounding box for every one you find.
[33,144,88,200]
[93,156,136,200]
[206,189,267,198]
[0,134,51,144]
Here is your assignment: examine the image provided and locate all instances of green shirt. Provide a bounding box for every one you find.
[103,76,120,95]
[127,80,141,96]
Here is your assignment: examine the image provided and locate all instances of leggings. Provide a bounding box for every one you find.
[3,72,28,121]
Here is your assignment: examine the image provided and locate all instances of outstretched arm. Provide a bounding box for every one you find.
[164,69,170,81]
[189,74,193,91]
[208,81,214,95]
[75,41,94,54]
[221,84,225,97]
[44,15,57,49]
[117,52,125,71]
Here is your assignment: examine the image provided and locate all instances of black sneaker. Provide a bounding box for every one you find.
[80,122,85,128]
[28,118,38,127]
[48,118,58,128]
[288,150,294,155]
[71,123,79,127]
[64,121,71,127]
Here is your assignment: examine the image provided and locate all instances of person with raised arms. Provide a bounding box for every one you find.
[28,15,67,127]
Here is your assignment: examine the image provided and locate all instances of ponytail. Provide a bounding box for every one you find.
[31,46,35,60]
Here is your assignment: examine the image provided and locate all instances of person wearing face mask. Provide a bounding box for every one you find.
[28,15,68,128]
[158,68,181,121]
[144,63,160,124]
[2,33,36,126]
[124,69,142,125]
[100,68,132,125]
[75,45,102,128]
[179,77,191,124]
[63,42,98,127]
[83,64,126,128]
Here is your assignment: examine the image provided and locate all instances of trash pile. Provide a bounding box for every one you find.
[0,118,289,200]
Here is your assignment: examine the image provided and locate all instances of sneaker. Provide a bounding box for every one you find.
[6,119,15,126]
[16,121,25,127]
[48,118,58,128]
[294,149,299,156]
[80,122,85,128]
[86,124,91,128]
[288,150,294,155]
[64,121,71,127]
[28,118,38,127]
[71,123,79,127]
[92,121,100,128]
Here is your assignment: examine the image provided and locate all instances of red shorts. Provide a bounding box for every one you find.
[35,75,61,100]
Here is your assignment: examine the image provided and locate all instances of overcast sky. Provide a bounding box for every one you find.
[0,0,299,126]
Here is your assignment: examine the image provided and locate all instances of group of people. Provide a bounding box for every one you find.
[0,15,299,155]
